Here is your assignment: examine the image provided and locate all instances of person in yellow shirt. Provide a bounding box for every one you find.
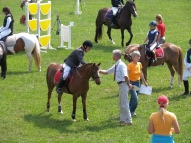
[127,51,147,117]
[148,95,180,143]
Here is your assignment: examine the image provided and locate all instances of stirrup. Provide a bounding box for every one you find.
[56,87,63,94]
[110,23,115,27]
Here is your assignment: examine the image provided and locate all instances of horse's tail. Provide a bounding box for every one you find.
[178,47,183,82]
[33,35,41,71]
[96,10,103,40]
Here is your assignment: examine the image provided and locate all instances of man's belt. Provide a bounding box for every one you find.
[117,81,126,85]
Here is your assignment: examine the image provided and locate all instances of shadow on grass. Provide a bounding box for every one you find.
[152,86,172,93]
[7,70,36,75]
[23,111,122,134]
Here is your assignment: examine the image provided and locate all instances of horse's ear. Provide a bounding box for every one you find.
[97,62,101,66]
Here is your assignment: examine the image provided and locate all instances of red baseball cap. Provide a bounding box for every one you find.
[158,95,169,104]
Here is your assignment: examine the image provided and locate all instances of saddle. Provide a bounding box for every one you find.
[54,66,74,93]
[105,7,123,23]
[145,44,164,60]
[54,68,74,85]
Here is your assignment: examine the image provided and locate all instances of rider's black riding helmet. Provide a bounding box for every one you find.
[83,40,93,48]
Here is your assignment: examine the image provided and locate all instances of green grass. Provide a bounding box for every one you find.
[0,0,191,142]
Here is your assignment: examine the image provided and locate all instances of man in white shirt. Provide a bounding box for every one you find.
[99,49,133,125]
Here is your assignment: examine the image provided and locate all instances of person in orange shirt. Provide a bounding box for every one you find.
[127,51,147,117]
[148,95,180,143]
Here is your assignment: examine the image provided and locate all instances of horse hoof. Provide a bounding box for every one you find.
[84,118,89,121]
[169,86,173,89]
[59,110,63,114]
[73,119,76,122]
[110,39,115,44]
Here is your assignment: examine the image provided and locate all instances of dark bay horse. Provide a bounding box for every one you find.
[124,43,183,88]
[0,41,7,79]
[5,33,41,72]
[46,63,101,121]
[94,0,137,47]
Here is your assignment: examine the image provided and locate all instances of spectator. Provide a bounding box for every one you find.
[128,51,148,117]
[156,14,166,44]
[148,95,180,143]
[182,39,191,95]
[99,49,133,126]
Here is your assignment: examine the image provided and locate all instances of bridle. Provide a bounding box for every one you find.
[90,65,100,80]
[124,53,132,62]
[76,64,100,81]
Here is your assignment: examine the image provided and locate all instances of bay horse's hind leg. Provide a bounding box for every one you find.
[47,88,53,112]
[58,94,63,114]
[81,93,89,121]
[173,64,182,87]
[107,27,115,44]
[166,61,175,88]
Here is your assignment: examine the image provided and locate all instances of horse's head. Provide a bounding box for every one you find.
[124,44,140,62]
[124,0,138,17]
[90,63,101,85]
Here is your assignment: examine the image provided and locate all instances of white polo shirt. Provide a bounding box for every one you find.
[107,59,128,82]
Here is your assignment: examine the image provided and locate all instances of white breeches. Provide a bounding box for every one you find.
[150,42,157,51]
[0,29,11,39]
[112,7,118,15]
[183,68,191,81]
[62,63,71,80]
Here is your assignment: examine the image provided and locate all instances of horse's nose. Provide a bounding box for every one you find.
[134,12,138,17]
[96,81,101,85]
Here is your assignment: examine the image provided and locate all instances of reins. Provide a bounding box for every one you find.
[75,64,100,81]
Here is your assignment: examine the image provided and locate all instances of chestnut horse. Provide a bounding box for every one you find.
[46,63,101,121]
[0,41,7,79]
[5,32,41,72]
[124,43,183,88]
[94,0,137,47]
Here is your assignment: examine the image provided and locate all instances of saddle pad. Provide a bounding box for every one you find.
[54,69,74,85]
[155,47,164,58]
[105,9,120,20]
[5,34,17,47]
[54,69,62,83]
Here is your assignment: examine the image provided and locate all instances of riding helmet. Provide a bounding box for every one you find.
[149,21,157,27]
[189,39,191,44]
[83,40,93,48]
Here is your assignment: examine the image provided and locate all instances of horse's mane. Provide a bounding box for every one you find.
[78,63,95,69]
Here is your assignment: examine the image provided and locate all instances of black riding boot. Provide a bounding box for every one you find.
[56,78,66,94]
[150,51,155,63]
[182,80,189,95]
[110,15,116,26]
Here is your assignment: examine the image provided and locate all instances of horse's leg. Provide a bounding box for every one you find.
[1,56,7,79]
[71,96,77,122]
[166,61,175,88]
[172,63,182,87]
[47,88,53,112]
[58,94,63,114]
[26,53,33,72]
[107,27,115,44]
[121,29,124,47]
[81,93,89,121]
[142,67,147,81]
[125,27,133,46]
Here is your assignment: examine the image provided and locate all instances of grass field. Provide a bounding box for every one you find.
[0,0,191,142]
